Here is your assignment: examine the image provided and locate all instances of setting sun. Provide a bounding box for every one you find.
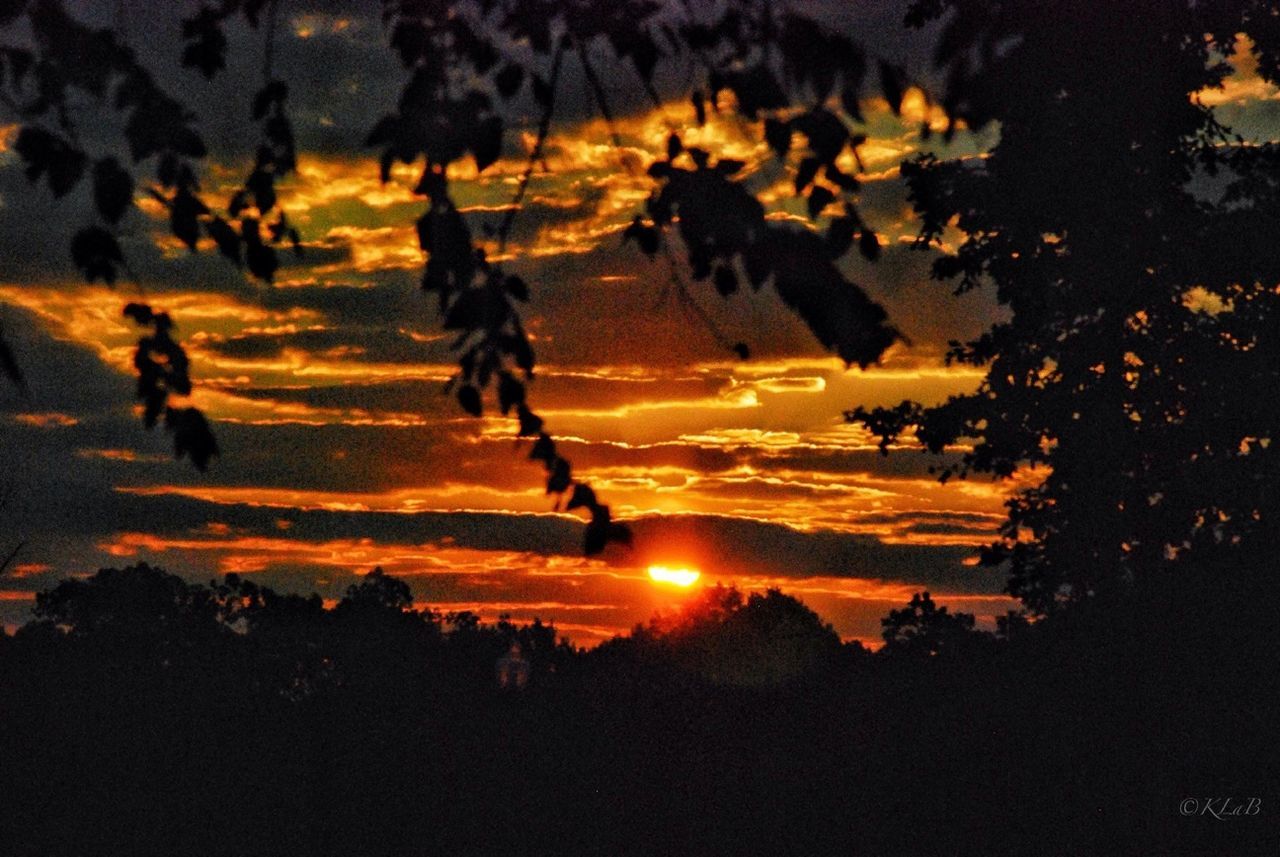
[647,565,701,587]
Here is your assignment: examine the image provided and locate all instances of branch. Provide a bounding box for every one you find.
[497,38,567,255]
[0,541,25,577]
[661,240,738,355]
[262,0,280,82]
[575,38,624,148]
[578,34,742,357]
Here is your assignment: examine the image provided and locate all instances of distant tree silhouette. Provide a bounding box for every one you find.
[33,561,226,651]
[879,590,988,659]
[851,1,1280,619]
[4,560,1276,856]
[333,565,414,614]
[19,562,569,695]
[603,584,855,686]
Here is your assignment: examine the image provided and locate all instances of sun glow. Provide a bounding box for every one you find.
[647,565,701,587]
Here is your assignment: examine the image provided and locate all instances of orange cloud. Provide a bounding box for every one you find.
[1195,36,1280,108]
[7,563,51,579]
[13,412,79,428]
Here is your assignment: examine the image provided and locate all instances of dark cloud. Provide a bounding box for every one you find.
[605,514,1000,592]
[475,184,610,247]
[233,369,720,412]
[746,446,962,479]
[229,379,448,411]
[0,166,100,285]
[257,278,424,324]
[3,486,996,594]
[0,303,132,416]
[509,243,832,367]
[202,325,448,363]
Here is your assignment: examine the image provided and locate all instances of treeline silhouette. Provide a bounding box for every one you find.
[2,563,1273,856]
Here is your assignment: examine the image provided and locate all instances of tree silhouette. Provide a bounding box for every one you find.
[604,584,852,686]
[850,0,1280,618]
[34,561,222,640]
[333,565,413,614]
[5,560,1278,856]
[879,590,986,659]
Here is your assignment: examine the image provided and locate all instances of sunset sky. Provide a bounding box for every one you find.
[3,2,1277,645]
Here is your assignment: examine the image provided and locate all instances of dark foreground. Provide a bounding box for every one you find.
[1,564,1275,857]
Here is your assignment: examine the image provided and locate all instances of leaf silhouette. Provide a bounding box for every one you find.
[692,89,706,125]
[497,372,524,414]
[92,158,134,224]
[70,227,124,285]
[808,185,836,219]
[584,504,630,555]
[529,433,556,465]
[15,128,86,197]
[495,63,524,98]
[826,216,857,258]
[181,7,228,79]
[205,217,242,266]
[171,186,208,250]
[764,118,792,157]
[545,457,571,494]
[566,483,596,511]
[472,116,504,172]
[166,406,219,471]
[516,404,543,437]
[123,304,216,471]
[457,384,482,416]
[879,60,905,115]
[714,265,738,296]
[858,229,881,261]
[241,218,278,281]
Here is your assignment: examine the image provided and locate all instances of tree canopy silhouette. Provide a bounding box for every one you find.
[6,561,1274,856]
[850,0,1280,618]
[600,583,856,686]
[879,589,988,659]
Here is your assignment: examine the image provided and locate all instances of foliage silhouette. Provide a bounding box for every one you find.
[1,0,299,468]
[2,561,1275,856]
[879,589,990,660]
[849,0,1280,621]
[599,583,858,687]
[1,0,913,553]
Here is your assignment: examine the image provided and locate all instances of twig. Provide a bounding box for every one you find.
[497,38,567,255]
[576,38,624,149]
[576,31,737,355]
[0,541,25,577]
[661,240,736,354]
[263,0,279,82]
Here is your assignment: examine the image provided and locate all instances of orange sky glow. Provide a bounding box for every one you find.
[0,73,1053,646]
[8,16,1269,647]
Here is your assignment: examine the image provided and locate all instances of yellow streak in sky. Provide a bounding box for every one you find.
[647,565,701,587]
